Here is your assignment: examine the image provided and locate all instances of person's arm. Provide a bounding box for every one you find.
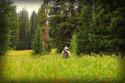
[68,51,70,56]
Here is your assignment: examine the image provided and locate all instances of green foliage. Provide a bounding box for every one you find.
[29,11,38,49]
[17,9,30,50]
[77,1,93,54]
[9,6,19,49]
[45,33,53,52]
[0,0,14,55]
[37,3,52,52]
[92,0,125,54]
[76,0,125,55]
[70,32,77,54]
[90,9,112,53]
[37,4,47,28]
[49,1,79,52]
[1,0,125,56]
[32,27,44,54]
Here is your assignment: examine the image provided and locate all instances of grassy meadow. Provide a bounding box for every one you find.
[0,50,124,83]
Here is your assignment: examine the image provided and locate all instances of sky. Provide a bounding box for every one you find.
[12,0,42,17]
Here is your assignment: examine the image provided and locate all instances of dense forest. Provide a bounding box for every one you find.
[0,0,125,55]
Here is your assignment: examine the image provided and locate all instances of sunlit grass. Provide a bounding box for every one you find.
[0,50,122,83]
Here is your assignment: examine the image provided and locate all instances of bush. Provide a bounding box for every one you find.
[70,32,78,55]
[32,27,44,54]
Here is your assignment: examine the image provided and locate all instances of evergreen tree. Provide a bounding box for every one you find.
[0,0,14,55]
[77,0,93,54]
[37,3,52,51]
[91,8,112,53]
[32,27,44,54]
[9,6,19,49]
[93,0,125,54]
[17,9,30,50]
[70,32,77,54]
[49,0,79,52]
[37,4,47,28]
[29,11,38,49]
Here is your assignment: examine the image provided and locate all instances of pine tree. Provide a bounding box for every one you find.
[17,9,30,50]
[0,0,14,55]
[49,0,79,52]
[77,0,93,54]
[37,4,47,28]
[70,32,77,54]
[37,3,52,51]
[9,6,19,49]
[32,27,44,54]
[93,0,125,54]
[29,11,38,49]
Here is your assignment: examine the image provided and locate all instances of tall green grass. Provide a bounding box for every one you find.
[0,50,123,83]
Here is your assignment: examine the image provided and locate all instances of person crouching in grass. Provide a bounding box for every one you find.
[62,46,70,59]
